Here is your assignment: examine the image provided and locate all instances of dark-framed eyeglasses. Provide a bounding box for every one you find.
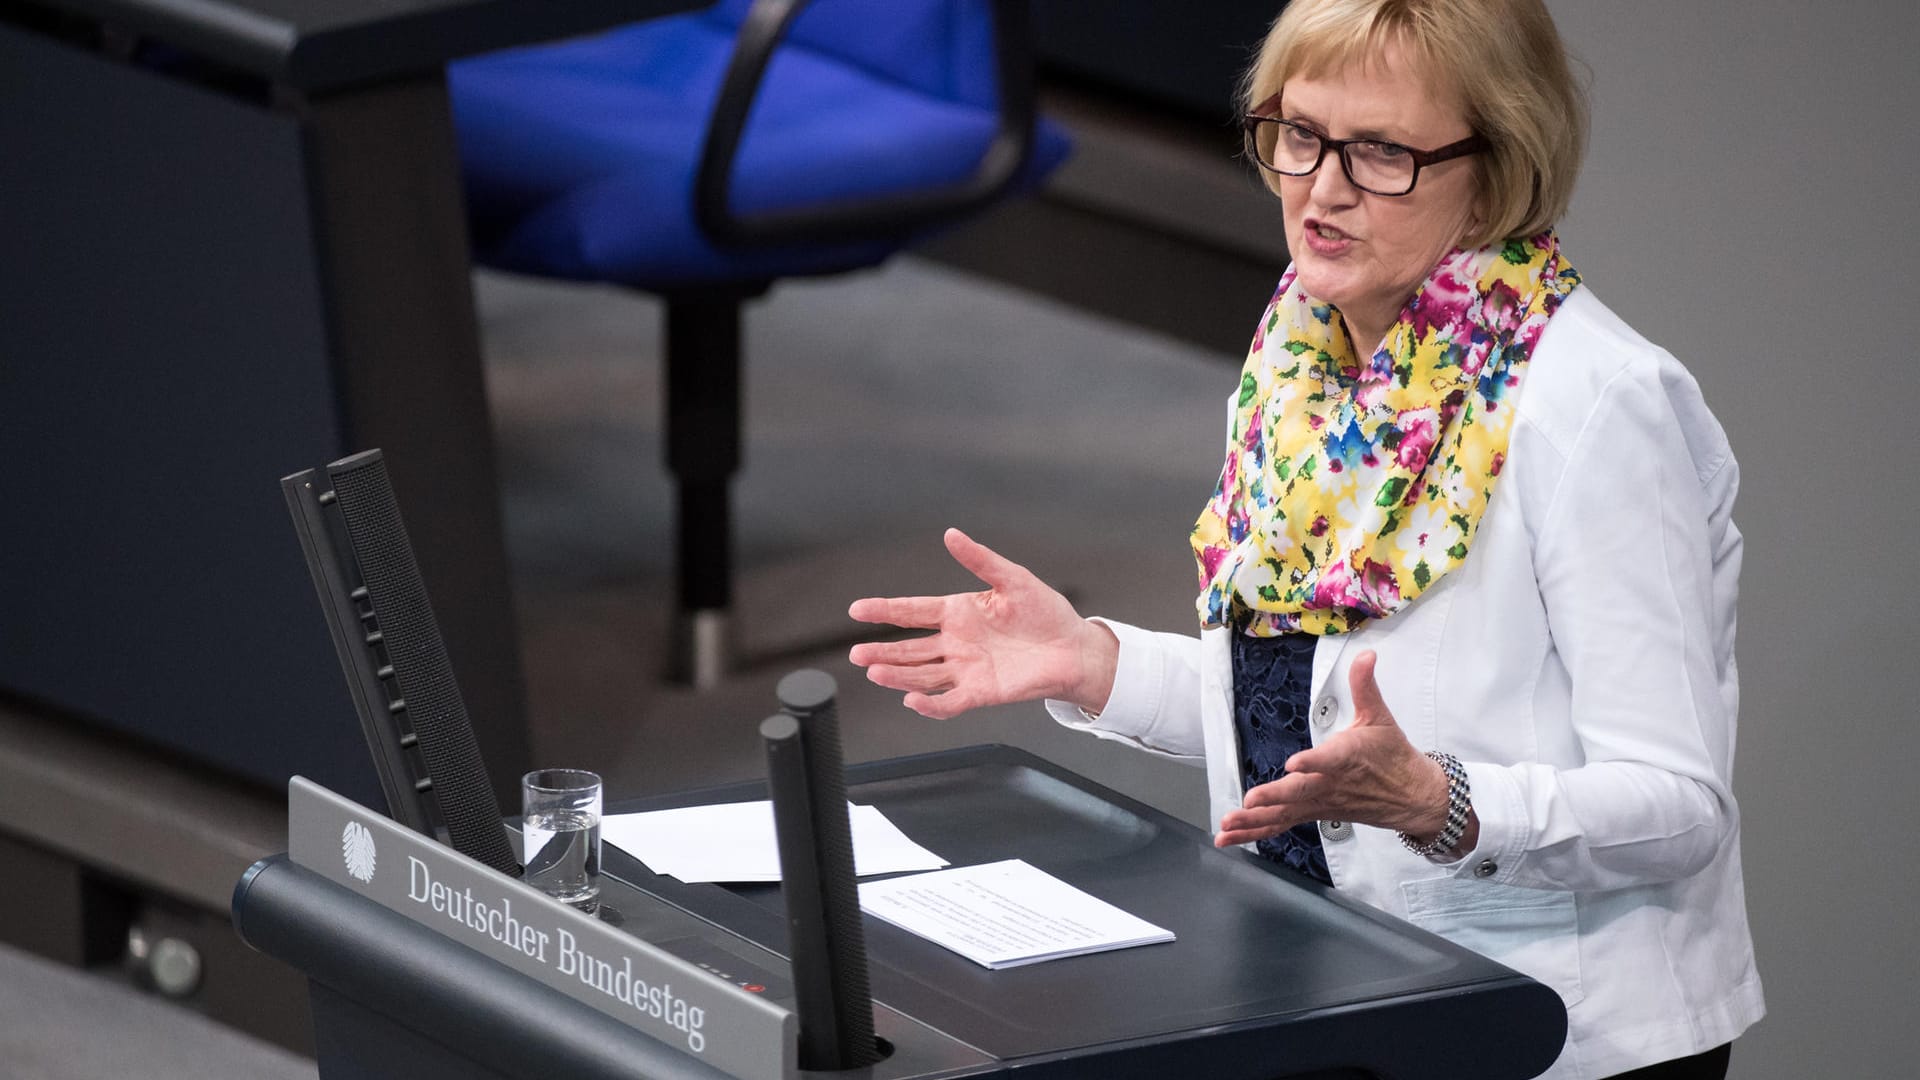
[1242,94,1489,197]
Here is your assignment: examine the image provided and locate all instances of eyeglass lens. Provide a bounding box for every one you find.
[1249,121,1418,196]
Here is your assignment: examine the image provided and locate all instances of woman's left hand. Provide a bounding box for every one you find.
[1215,650,1463,849]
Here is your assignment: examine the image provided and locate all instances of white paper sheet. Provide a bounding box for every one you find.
[601,801,947,883]
[857,859,1175,969]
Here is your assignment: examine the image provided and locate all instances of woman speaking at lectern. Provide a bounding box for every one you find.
[848,1,1763,1077]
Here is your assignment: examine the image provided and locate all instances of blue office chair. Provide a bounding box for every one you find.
[449,0,1071,686]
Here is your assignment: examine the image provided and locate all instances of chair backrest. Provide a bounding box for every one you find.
[703,0,1000,108]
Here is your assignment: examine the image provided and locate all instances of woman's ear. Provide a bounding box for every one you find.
[1467,169,1494,246]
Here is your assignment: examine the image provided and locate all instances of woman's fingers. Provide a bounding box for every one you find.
[863,663,954,694]
[1213,806,1298,846]
[1214,826,1285,847]
[847,595,949,628]
[1243,770,1325,810]
[849,531,1064,722]
[1214,662,1426,839]
[1217,808,1291,837]
[1347,649,1396,725]
[848,635,945,667]
[943,527,1027,591]
[906,686,979,721]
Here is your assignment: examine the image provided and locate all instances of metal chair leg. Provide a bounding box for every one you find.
[664,293,747,687]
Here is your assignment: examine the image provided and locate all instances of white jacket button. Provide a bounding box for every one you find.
[1474,859,1498,878]
[1312,695,1337,730]
[1319,820,1352,842]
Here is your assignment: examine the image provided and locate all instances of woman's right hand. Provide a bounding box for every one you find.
[847,528,1118,720]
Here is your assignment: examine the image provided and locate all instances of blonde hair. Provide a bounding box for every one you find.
[1243,0,1585,246]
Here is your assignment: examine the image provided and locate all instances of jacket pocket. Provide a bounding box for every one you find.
[1401,875,1586,1009]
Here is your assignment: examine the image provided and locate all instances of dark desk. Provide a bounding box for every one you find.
[235,746,1567,1079]
[0,0,704,807]
[30,0,711,91]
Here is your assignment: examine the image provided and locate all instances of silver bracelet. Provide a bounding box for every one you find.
[1400,751,1471,859]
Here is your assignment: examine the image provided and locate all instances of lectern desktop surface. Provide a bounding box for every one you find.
[622,749,1457,1054]
[584,745,1565,1078]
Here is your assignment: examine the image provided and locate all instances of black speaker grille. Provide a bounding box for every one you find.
[330,455,520,877]
[799,696,877,1065]
[772,670,877,1068]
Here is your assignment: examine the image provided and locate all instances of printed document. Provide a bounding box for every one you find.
[601,801,947,883]
[858,859,1175,969]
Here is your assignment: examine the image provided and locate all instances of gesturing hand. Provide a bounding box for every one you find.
[847,529,1117,720]
[1215,650,1465,850]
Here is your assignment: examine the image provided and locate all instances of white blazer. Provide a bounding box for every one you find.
[1048,289,1765,1079]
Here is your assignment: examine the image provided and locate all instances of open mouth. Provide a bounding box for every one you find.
[1306,219,1350,242]
[1302,218,1354,253]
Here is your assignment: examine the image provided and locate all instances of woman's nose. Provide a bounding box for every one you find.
[1309,147,1360,205]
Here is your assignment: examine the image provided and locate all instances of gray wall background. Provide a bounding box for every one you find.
[1545,3,1918,1076]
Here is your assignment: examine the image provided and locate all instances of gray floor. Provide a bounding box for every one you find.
[0,942,317,1080]
[5,254,1243,1077]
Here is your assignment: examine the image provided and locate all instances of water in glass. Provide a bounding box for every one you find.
[522,809,601,909]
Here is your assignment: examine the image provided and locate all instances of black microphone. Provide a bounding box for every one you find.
[760,669,879,1070]
[282,450,519,878]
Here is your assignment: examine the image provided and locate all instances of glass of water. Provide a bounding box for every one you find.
[521,769,602,911]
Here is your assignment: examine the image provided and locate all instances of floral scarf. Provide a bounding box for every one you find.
[1192,229,1579,635]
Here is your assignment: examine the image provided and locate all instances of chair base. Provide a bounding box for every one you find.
[671,608,732,690]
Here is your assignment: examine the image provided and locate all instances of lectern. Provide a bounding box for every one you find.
[235,745,1567,1080]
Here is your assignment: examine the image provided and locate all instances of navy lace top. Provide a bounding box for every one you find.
[1230,630,1332,885]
